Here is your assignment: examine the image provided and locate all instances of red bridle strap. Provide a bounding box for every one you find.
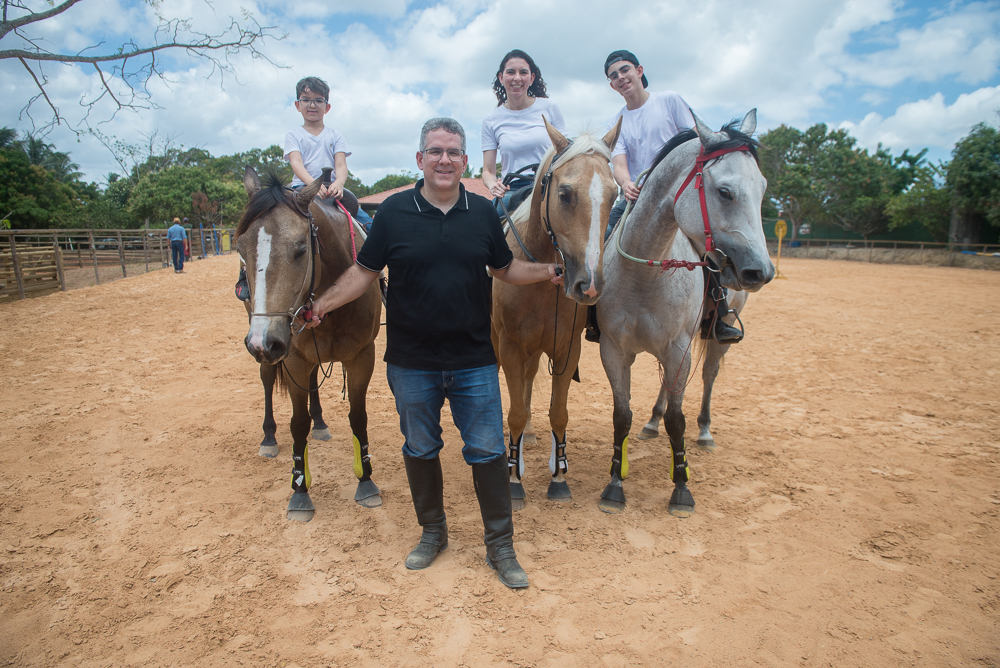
[673,144,752,254]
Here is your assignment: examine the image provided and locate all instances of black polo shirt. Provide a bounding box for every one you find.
[357,179,514,371]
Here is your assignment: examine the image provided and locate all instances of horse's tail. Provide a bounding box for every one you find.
[275,363,289,398]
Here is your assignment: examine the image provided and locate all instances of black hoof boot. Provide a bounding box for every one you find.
[403,454,447,570]
[668,483,696,517]
[599,477,626,514]
[474,456,528,589]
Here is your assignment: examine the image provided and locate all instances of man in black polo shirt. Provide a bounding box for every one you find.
[307,117,561,589]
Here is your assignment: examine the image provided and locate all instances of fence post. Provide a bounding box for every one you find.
[52,233,66,291]
[88,231,100,285]
[158,233,165,268]
[919,243,924,264]
[116,231,126,278]
[826,240,830,260]
[9,234,26,300]
[143,232,149,274]
[949,243,956,267]
[846,244,850,262]
[199,226,207,259]
[892,241,897,264]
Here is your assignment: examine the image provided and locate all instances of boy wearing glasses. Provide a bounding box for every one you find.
[585,50,743,345]
[306,118,562,590]
[285,76,351,200]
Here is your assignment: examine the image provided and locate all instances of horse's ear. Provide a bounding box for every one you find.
[243,165,261,196]
[739,109,757,137]
[543,115,570,154]
[295,176,323,210]
[692,110,725,149]
[602,116,623,152]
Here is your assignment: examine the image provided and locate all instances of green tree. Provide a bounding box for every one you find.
[887,163,952,242]
[0,147,86,228]
[758,124,821,240]
[344,171,371,198]
[946,122,1000,244]
[369,171,418,195]
[128,164,246,227]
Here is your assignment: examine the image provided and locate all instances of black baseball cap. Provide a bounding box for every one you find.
[604,50,649,88]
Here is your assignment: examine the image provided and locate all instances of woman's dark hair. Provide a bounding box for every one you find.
[492,49,548,106]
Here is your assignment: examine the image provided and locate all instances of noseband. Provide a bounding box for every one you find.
[615,143,752,273]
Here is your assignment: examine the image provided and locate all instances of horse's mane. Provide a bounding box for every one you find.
[645,119,760,183]
[510,132,613,226]
[236,168,296,238]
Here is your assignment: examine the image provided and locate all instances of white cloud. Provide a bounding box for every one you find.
[838,86,1000,155]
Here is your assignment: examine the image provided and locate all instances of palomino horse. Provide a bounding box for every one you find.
[597,110,774,516]
[492,117,621,509]
[236,167,383,521]
[637,290,748,448]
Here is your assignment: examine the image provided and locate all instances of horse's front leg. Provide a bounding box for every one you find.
[286,363,316,522]
[259,362,279,458]
[546,331,583,501]
[599,342,635,514]
[662,346,695,517]
[697,339,729,451]
[520,351,542,445]
[498,339,532,510]
[309,366,332,442]
[343,344,381,508]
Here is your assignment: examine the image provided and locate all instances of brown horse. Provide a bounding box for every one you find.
[236,167,382,521]
[491,117,621,508]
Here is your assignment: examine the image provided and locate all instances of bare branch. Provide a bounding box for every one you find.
[0,0,84,40]
[18,55,60,126]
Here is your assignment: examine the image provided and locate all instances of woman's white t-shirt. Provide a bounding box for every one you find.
[481,98,567,179]
[284,126,351,187]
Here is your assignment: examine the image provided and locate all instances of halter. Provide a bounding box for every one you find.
[615,143,752,273]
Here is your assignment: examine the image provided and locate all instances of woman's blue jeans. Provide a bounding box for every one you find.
[386,364,506,465]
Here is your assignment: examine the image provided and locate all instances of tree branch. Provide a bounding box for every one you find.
[18,55,60,126]
[0,0,84,41]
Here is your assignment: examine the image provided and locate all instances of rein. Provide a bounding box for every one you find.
[614,143,752,273]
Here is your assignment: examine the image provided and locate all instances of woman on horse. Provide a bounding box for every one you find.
[481,49,567,218]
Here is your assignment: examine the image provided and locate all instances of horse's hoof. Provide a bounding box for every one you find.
[258,444,279,458]
[511,482,526,511]
[668,485,695,518]
[522,433,537,445]
[695,437,716,452]
[311,427,332,441]
[287,492,315,522]
[599,481,626,514]
[355,479,382,507]
[637,426,659,440]
[547,480,571,501]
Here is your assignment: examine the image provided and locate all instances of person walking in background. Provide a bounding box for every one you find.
[167,217,187,273]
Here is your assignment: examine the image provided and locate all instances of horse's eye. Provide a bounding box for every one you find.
[718,187,733,201]
[294,247,307,260]
[559,190,572,203]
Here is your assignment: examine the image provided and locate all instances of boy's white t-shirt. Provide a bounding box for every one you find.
[481,98,567,180]
[284,126,351,187]
[608,91,695,183]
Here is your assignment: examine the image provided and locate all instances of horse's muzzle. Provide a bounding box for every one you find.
[245,328,290,364]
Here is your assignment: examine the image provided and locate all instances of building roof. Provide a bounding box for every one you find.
[358,178,493,207]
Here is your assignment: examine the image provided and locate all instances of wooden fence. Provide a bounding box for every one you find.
[767,238,1000,271]
[0,228,235,302]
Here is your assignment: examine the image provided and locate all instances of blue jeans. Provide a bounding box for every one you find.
[605,198,628,242]
[170,240,185,270]
[386,364,506,465]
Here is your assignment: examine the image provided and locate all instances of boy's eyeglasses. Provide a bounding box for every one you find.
[296,98,328,107]
[422,148,465,161]
[607,64,633,82]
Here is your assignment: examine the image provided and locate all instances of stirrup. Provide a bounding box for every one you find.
[235,267,250,302]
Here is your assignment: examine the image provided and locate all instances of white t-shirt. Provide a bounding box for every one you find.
[481,98,567,179]
[608,91,695,183]
[284,126,352,187]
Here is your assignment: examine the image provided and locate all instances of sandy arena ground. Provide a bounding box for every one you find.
[0,255,997,667]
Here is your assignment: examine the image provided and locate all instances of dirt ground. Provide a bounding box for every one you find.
[1,255,997,667]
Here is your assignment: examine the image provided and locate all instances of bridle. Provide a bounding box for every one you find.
[615,142,752,273]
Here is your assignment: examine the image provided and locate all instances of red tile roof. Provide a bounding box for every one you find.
[358,178,493,206]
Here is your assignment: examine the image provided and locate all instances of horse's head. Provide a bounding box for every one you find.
[675,109,774,292]
[519,116,622,305]
[236,166,322,364]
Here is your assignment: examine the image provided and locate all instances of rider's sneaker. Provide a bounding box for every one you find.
[235,267,250,302]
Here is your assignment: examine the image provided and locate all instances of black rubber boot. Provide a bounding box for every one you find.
[402,454,448,570]
[585,305,600,343]
[472,455,528,589]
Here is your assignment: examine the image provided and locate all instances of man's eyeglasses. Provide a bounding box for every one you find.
[422,148,465,161]
[296,98,328,107]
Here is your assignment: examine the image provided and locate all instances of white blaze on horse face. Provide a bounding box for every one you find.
[247,226,274,349]
[583,171,604,296]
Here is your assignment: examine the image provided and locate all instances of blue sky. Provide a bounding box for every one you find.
[2,0,998,186]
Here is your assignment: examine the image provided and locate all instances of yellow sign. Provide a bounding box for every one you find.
[773,220,788,280]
